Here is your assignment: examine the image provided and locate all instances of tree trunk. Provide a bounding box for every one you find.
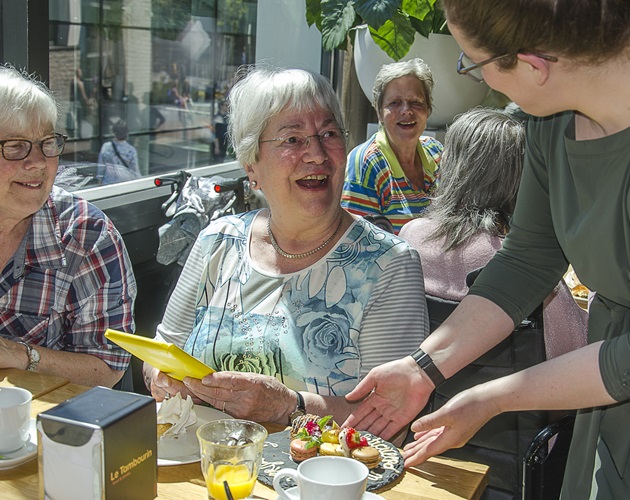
[341,41,377,151]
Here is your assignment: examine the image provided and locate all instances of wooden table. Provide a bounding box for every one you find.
[0,368,488,499]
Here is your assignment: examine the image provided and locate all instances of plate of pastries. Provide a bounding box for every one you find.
[257,414,404,492]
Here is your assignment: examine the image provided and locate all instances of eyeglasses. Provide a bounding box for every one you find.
[0,133,68,161]
[457,51,558,83]
[259,129,348,152]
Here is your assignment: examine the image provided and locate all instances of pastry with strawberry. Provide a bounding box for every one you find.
[338,427,368,457]
[339,427,382,468]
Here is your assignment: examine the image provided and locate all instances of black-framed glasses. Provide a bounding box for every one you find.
[457,51,558,83]
[0,133,67,161]
[259,129,348,152]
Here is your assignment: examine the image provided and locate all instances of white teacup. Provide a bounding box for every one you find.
[273,456,368,500]
[0,387,32,453]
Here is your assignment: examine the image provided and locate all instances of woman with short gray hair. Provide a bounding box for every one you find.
[342,58,443,234]
[145,67,428,429]
[0,64,136,387]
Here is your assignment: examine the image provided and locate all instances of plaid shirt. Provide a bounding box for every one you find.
[0,186,136,371]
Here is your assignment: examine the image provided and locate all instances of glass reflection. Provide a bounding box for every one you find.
[48,0,256,190]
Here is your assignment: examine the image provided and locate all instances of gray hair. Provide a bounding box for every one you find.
[372,58,434,118]
[426,107,526,250]
[227,67,346,166]
[0,64,58,135]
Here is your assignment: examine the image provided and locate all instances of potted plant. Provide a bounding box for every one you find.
[305,0,447,61]
[305,0,489,129]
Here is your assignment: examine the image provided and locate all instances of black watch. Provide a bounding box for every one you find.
[411,348,445,388]
[288,391,306,424]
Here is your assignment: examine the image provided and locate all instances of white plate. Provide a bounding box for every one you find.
[277,487,383,500]
[0,419,37,470]
[157,404,232,466]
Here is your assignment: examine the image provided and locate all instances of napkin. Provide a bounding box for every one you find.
[157,394,197,437]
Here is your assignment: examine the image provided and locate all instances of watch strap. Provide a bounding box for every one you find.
[295,391,306,412]
[288,391,306,424]
[411,348,445,387]
[18,341,40,371]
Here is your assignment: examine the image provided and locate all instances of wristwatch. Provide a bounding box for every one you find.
[18,342,40,372]
[411,348,445,388]
[288,391,306,424]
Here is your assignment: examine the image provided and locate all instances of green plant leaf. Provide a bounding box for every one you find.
[305,0,322,28]
[354,0,401,31]
[321,0,359,51]
[369,12,416,61]
[402,0,437,20]
[409,8,449,37]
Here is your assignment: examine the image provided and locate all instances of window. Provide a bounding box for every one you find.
[47,0,257,191]
[1,1,324,195]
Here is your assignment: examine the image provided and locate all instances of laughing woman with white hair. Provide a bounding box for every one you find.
[144,67,429,429]
[0,64,136,387]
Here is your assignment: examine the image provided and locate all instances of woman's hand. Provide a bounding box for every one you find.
[402,385,500,468]
[143,362,199,403]
[183,371,295,423]
[343,357,434,440]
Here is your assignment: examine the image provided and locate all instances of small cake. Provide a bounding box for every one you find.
[351,446,381,469]
[338,427,368,457]
[319,442,344,457]
[321,427,340,444]
[290,439,318,462]
[290,414,321,438]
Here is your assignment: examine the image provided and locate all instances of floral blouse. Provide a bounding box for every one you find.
[157,210,427,396]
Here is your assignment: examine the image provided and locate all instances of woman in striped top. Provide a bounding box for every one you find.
[341,59,443,234]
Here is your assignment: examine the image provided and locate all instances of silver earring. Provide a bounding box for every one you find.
[251,180,258,188]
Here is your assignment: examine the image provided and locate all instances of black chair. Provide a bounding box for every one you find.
[523,414,575,500]
[413,269,573,500]
[363,215,395,234]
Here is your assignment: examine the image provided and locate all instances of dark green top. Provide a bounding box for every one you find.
[470,111,630,498]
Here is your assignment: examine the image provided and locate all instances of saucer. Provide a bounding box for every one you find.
[0,419,37,471]
[157,404,233,466]
[277,487,383,500]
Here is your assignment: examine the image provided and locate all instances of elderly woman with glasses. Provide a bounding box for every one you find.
[0,65,136,387]
[341,58,443,234]
[143,67,428,428]
[345,1,630,497]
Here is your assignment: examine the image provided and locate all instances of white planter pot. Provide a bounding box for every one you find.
[354,28,489,129]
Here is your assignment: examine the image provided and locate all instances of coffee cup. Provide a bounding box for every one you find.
[273,456,368,500]
[0,386,32,453]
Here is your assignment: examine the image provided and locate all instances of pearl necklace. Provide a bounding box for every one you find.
[267,212,343,259]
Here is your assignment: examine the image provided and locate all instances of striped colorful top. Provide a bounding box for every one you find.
[341,130,442,234]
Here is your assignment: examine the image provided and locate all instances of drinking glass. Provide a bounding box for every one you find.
[197,419,267,500]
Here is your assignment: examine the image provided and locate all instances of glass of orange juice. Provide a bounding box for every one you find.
[197,419,268,500]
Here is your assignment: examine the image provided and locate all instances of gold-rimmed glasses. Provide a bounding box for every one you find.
[0,133,67,161]
[259,128,348,152]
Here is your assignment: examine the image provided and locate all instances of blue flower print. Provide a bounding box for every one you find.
[296,305,359,373]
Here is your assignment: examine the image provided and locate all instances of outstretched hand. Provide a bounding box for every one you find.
[343,357,434,441]
[402,385,499,467]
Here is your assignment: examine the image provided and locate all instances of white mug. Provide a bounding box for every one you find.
[0,386,32,453]
[273,456,368,500]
